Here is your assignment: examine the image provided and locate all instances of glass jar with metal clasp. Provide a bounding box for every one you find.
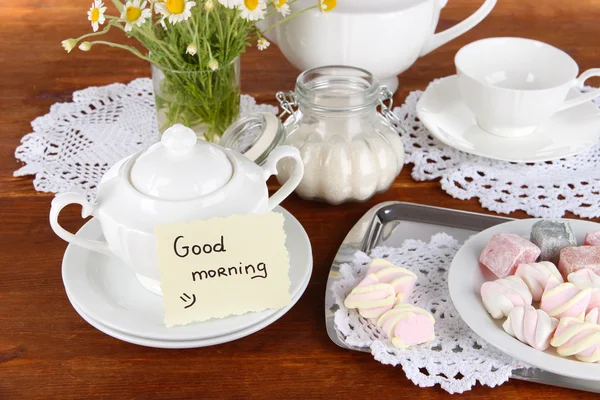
[274,65,405,205]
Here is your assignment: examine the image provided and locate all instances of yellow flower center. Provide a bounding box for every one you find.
[126,6,142,21]
[166,0,185,14]
[244,0,258,11]
[320,0,336,12]
[91,7,100,22]
[274,0,286,7]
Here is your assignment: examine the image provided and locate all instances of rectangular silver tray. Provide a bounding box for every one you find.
[324,201,600,393]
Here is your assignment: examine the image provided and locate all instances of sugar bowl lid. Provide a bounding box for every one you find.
[130,124,233,201]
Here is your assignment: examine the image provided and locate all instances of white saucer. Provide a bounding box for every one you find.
[62,206,312,343]
[66,271,309,348]
[416,75,600,162]
[448,218,600,381]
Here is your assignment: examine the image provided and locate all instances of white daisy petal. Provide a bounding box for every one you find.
[156,0,196,24]
[238,0,266,21]
[257,37,270,51]
[218,0,240,8]
[87,0,107,32]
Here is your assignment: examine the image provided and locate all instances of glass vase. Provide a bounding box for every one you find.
[151,57,241,141]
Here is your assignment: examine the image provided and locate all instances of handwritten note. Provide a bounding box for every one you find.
[155,212,291,327]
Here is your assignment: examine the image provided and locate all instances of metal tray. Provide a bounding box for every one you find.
[324,201,600,393]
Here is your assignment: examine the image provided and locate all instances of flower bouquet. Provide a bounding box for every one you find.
[62,0,336,141]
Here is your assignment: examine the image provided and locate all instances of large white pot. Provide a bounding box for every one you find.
[257,0,496,93]
[49,124,304,295]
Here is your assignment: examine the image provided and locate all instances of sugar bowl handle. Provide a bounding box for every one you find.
[420,0,497,57]
[261,146,304,211]
[49,193,112,255]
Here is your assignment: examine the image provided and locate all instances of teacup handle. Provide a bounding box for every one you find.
[261,146,304,211]
[420,0,497,57]
[559,69,600,111]
[49,193,112,255]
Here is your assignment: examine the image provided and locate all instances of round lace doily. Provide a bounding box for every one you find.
[331,233,524,394]
[14,78,277,201]
[395,88,600,219]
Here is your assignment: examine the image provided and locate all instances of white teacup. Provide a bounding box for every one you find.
[455,37,600,137]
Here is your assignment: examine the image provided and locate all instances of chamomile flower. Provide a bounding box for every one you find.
[155,0,196,24]
[186,43,197,56]
[61,39,77,53]
[238,0,266,21]
[273,0,290,17]
[208,58,219,71]
[204,0,215,11]
[319,0,336,12]
[257,37,270,51]
[218,0,240,8]
[79,42,92,51]
[87,0,107,32]
[121,0,152,32]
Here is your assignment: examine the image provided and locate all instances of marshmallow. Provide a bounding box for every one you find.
[481,276,532,319]
[368,259,417,303]
[550,317,600,363]
[344,274,396,319]
[503,305,558,351]
[376,303,435,349]
[540,282,592,320]
[514,262,563,302]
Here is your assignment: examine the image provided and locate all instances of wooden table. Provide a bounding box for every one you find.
[2,0,599,398]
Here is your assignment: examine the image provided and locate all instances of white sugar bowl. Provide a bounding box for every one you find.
[49,124,304,295]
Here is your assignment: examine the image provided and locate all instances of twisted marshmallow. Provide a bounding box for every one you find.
[514,262,563,302]
[568,269,600,312]
[540,282,593,320]
[368,259,417,303]
[586,308,600,325]
[344,273,396,319]
[502,305,558,351]
[376,303,435,349]
[550,317,600,363]
[480,276,532,319]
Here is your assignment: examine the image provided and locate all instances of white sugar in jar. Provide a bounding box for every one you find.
[276,66,405,205]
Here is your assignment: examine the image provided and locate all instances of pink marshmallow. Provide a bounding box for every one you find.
[558,246,600,276]
[479,233,541,278]
[584,231,600,246]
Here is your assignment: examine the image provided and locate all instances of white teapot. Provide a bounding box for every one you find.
[257,0,496,93]
[50,124,304,295]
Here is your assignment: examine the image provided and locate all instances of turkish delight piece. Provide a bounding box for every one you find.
[479,233,541,278]
[559,246,600,276]
[530,220,577,264]
[584,231,600,246]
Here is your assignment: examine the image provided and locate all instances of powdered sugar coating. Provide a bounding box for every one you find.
[479,233,540,278]
[559,246,600,276]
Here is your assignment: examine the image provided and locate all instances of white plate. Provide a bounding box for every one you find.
[448,218,600,381]
[65,269,310,348]
[62,206,312,342]
[416,75,600,163]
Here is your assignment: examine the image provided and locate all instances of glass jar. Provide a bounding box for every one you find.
[151,57,241,142]
[275,66,405,205]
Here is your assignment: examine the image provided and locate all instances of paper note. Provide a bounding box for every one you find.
[155,212,291,327]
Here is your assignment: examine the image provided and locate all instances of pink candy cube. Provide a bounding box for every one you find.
[479,233,541,278]
[584,231,600,246]
[559,246,600,276]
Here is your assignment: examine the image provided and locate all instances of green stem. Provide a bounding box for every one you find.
[85,40,154,62]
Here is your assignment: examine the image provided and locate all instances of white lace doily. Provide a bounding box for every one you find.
[396,88,600,219]
[331,233,524,394]
[14,78,277,201]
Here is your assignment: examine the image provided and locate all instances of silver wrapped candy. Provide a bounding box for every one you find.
[530,220,577,264]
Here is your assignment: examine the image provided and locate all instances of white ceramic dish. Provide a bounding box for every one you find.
[62,206,312,342]
[416,75,600,162]
[448,218,600,381]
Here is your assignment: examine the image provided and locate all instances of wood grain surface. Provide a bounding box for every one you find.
[1,0,600,398]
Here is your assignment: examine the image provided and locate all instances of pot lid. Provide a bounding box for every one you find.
[130,124,233,201]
